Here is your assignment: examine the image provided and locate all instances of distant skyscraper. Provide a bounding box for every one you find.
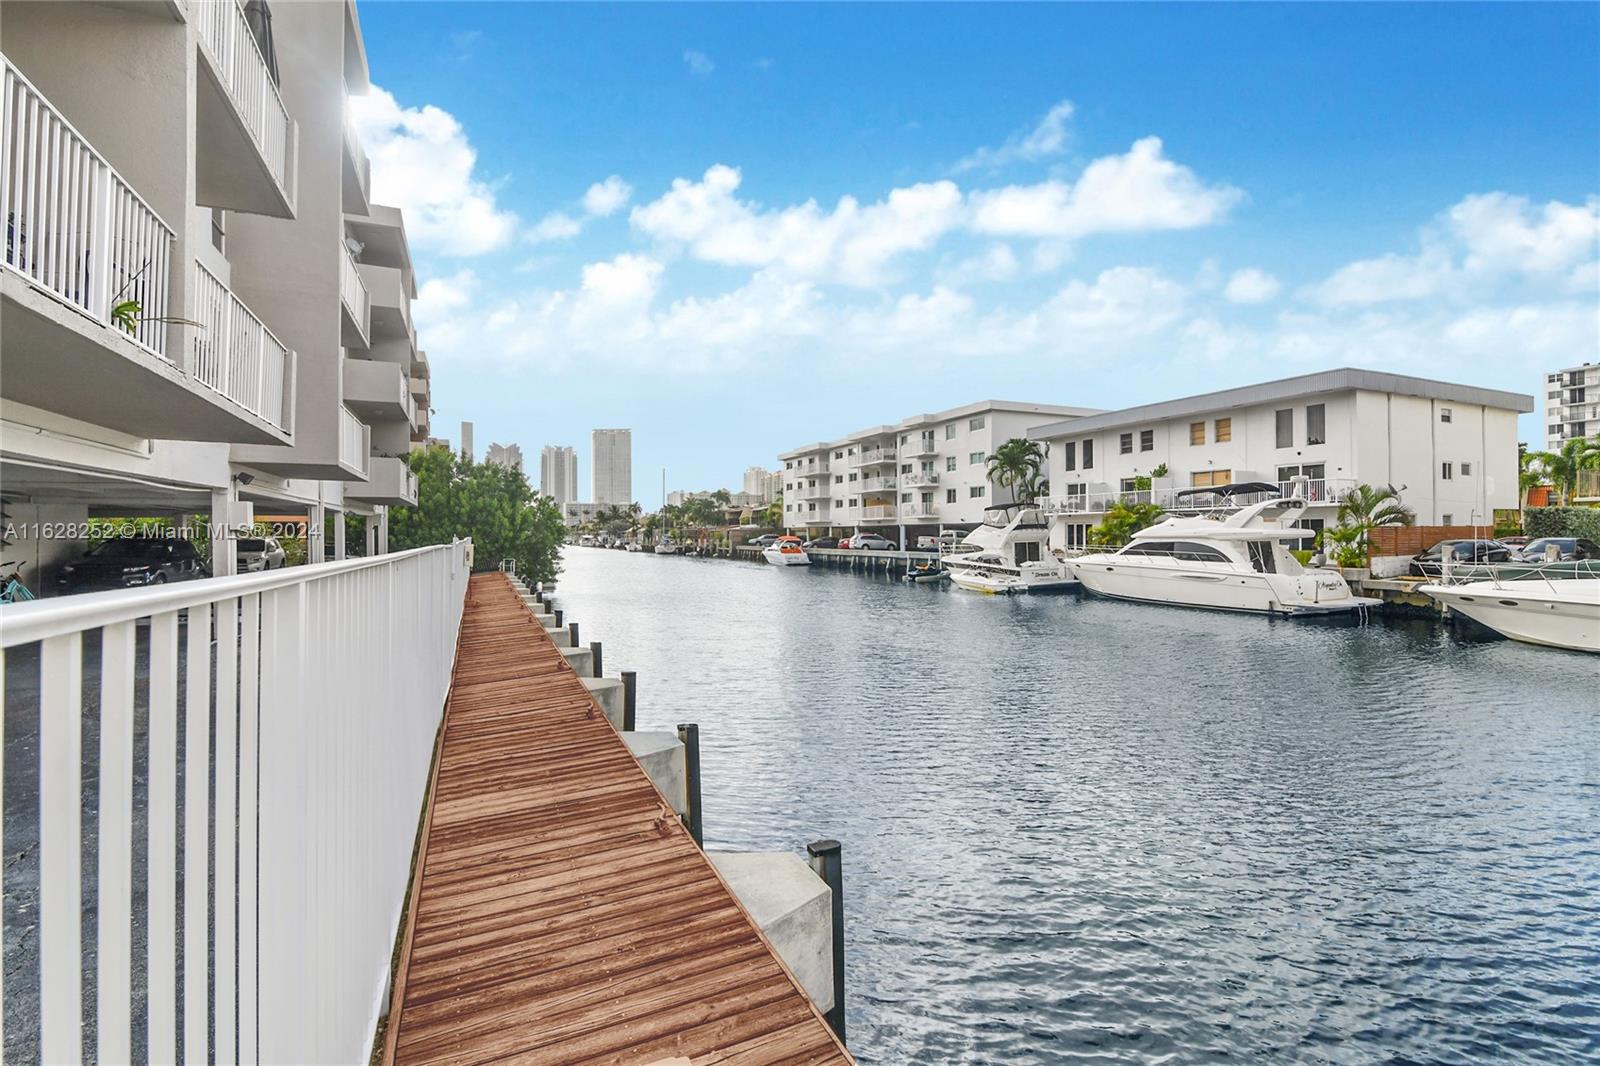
[743,466,774,499]
[460,421,475,462]
[486,442,523,472]
[540,445,578,504]
[591,428,633,505]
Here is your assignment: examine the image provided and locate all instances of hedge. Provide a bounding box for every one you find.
[1523,507,1600,540]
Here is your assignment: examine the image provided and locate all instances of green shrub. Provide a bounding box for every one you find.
[1524,507,1600,541]
[1492,522,1523,539]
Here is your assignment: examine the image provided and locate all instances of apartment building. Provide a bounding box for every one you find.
[1028,368,1533,548]
[1544,362,1599,452]
[485,442,523,472]
[592,427,632,506]
[742,465,778,502]
[777,400,1098,539]
[1,0,424,593]
[540,444,578,504]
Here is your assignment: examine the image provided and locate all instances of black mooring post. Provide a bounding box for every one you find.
[589,641,603,678]
[568,622,580,647]
[621,671,637,731]
[676,723,703,847]
[807,839,846,1045]
[553,607,563,627]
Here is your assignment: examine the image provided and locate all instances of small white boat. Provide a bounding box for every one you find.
[654,538,678,556]
[625,542,643,553]
[946,503,1077,594]
[762,535,811,567]
[1069,484,1378,616]
[1420,569,1599,653]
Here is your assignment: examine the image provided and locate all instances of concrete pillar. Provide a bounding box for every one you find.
[708,852,835,1014]
[332,510,346,560]
[377,507,389,554]
[365,518,377,557]
[307,503,325,565]
[621,732,688,817]
[580,677,626,730]
[209,488,238,577]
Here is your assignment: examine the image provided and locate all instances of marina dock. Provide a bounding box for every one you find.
[383,573,851,1065]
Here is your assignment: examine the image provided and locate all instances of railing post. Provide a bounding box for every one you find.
[589,640,602,678]
[620,671,636,732]
[806,839,847,1045]
[568,621,579,647]
[90,162,113,320]
[553,608,563,627]
[675,723,702,847]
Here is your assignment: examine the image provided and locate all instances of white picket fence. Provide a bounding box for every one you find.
[0,541,472,1064]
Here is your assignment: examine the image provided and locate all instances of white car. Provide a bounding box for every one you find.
[236,535,286,571]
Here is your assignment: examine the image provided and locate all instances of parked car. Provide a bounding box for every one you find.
[837,536,853,549]
[1513,537,1600,562]
[803,537,839,550]
[56,536,206,594]
[237,535,286,571]
[1498,536,1531,550]
[852,533,898,551]
[748,533,780,547]
[1408,539,1513,578]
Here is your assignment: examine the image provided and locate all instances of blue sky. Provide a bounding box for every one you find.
[353,2,1600,504]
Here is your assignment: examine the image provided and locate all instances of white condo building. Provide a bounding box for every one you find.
[540,444,578,503]
[2,0,427,588]
[1029,368,1533,547]
[485,442,523,472]
[742,466,777,501]
[1544,362,1599,452]
[777,400,1098,538]
[591,428,632,506]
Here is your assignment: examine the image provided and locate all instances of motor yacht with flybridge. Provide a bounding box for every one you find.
[945,502,1077,594]
[1068,482,1379,615]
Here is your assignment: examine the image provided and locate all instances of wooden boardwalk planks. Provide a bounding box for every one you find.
[385,573,851,1066]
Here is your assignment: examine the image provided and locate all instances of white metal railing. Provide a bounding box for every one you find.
[1039,479,1360,515]
[861,476,897,493]
[906,438,939,456]
[861,504,897,521]
[854,448,897,466]
[903,472,940,488]
[339,404,370,476]
[902,502,939,519]
[340,239,370,339]
[192,261,292,429]
[0,541,473,1065]
[404,468,419,503]
[2,55,175,357]
[800,482,832,499]
[194,0,294,195]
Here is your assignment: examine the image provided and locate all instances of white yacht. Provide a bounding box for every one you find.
[654,537,678,556]
[761,535,812,567]
[946,503,1077,594]
[1420,567,1599,653]
[1069,484,1378,615]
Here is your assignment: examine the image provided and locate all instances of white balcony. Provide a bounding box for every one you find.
[802,511,833,526]
[852,448,897,468]
[799,482,833,500]
[340,240,370,348]
[1038,478,1360,517]
[906,439,940,458]
[338,404,371,479]
[901,501,940,520]
[191,262,295,431]
[358,262,414,349]
[1,55,289,444]
[860,504,897,522]
[347,455,418,507]
[343,358,411,423]
[194,0,297,217]
[902,472,940,489]
[860,476,897,493]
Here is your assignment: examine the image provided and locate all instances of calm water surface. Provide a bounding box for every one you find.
[555,547,1600,1065]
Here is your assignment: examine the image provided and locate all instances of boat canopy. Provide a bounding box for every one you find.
[1172,481,1282,501]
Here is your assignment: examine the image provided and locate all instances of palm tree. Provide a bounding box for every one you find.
[985,438,1047,504]
[1335,483,1415,556]
[762,494,784,529]
[1528,437,1600,504]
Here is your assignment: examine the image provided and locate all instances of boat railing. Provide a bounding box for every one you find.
[1432,557,1600,591]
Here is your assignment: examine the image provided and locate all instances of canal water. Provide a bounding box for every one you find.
[554,547,1600,1065]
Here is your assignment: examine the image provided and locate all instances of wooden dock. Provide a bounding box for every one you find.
[383,573,852,1065]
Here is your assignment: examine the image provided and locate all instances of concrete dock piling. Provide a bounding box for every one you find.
[676,723,704,847]
[807,839,848,1043]
[621,670,638,731]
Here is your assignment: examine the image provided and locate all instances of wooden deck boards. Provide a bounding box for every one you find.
[386,573,851,1066]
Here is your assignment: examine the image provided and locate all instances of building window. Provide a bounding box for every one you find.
[901,493,912,503]
[946,456,957,472]
[1120,478,1140,493]
[849,497,858,507]
[1190,422,1205,446]
[946,488,957,503]
[970,416,985,431]
[1063,442,1077,471]
[1461,462,1472,476]
[1215,417,1232,443]
[1275,408,1293,448]
[834,450,844,459]
[1140,429,1154,452]
[848,472,858,482]
[1307,403,1326,445]
[901,463,913,475]
[1441,462,1453,480]
[1083,439,1094,469]
[969,485,986,498]
[969,451,984,465]
[1442,514,1453,525]
[785,462,793,470]
[1192,469,1234,487]
[945,423,957,439]
[1440,408,1453,423]
[1120,432,1133,455]
[211,207,227,254]
[834,475,843,483]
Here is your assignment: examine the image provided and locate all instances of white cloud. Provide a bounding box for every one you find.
[1310,250,1453,306]
[969,137,1243,239]
[941,244,1020,285]
[348,86,518,257]
[683,50,714,77]
[630,164,965,286]
[1448,193,1599,275]
[526,212,583,244]
[1223,268,1283,304]
[954,100,1075,172]
[415,269,477,323]
[583,176,634,217]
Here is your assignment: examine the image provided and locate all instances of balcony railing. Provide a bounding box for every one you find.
[902,472,940,488]
[906,439,940,457]
[194,0,294,195]
[339,404,370,477]
[800,483,832,500]
[2,55,174,358]
[901,502,939,519]
[0,541,472,1064]
[192,262,293,430]
[860,504,897,521]
[853,448,897,467]
[340,240,370,344]
[861,476,897,493]
[1038,478,1360,516]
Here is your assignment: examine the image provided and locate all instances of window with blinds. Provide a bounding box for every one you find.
[1190,421,1205,445]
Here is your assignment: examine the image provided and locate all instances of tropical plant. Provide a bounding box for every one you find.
[762,494,784,528]
[985,438,1048,503]
[1322,523,1368,569]
[389,445,566,582]
[1088,501,1164,547]
[1336,483,1415,538]
[1150,463,1169,479]
[1527,437,1600,504]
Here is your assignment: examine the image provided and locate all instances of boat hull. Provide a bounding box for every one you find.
[1420,582,1600,653]
[1070,558,1375,615]
[762,548,811,566]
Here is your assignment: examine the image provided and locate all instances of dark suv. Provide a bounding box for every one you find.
[56,536,207,594]
[803,537,839,550]
[1513,537,1600,562]
[1408,539,1512,578]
